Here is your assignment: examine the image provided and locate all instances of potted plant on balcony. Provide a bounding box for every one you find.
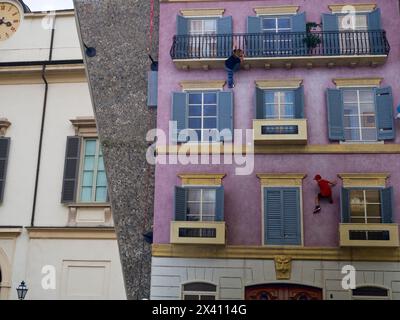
[303,22,322,54]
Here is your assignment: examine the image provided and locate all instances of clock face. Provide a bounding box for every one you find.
[0,1,22,41]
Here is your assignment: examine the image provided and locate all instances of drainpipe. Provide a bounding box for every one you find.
[30,19,56,227]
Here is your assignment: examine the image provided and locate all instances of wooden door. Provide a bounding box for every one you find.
[245,284,323,300]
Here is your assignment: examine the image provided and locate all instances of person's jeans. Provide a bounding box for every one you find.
[225,63,241,88]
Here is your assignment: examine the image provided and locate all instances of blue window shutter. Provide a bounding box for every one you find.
[171,92,188,143]
[322,13,339,55]
[294,86,305,119]
[368,8,382,30]
[264,188,283,244]
[292,12,307,55]
[215,186,224,221]
[341,188,351,223]
[326,88,345,141]
[217,16,233,58]
[282,188,301,245]
[0,137,11,203]
[368,9,382,54]
[174,186,187,221]
[147,71,158,108]
[247,16,261,57]
[218,91,233,142]
[375,87,395,140]
[177,15,188,35]
[381,187,393,223]
[256,87,264,119]
[61,136,82,203]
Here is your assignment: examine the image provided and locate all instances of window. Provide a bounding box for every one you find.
[264,90,295,119]
[79,139,108,203]
[262,16,292,54]
[343,89,377,141]
[188,92,218,142]
[262,16,292,33]
[352,286,390,300]
[189,19,217,57]
[182,282,217,300]
[350,189,381,224]
[186,188,216,221]
[338,14,369,54]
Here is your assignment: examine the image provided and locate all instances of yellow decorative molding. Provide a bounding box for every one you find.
[0,228,23,238]
[26,227,117,240]
[0,118,11,137]
[70,117,98,137]
[178,173,226,186]
[253,119,308,145]
[255,79,303,89]
[171,221,226,245]
[180,8,225,17]
[254,6,299,16]
[339,224,399,247]
[157,144,400,155]
[152,244,400,262]
[257,173,306,187]
[180,80,226,91]
[275,256,292,280]
[328,4,377,13]
[338,173,389,187]
[333,77,383,88]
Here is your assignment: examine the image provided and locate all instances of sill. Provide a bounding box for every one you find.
[340,141,384,145]
[67,203,110,208]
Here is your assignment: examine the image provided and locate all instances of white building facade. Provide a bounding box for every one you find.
[0,1,126,300]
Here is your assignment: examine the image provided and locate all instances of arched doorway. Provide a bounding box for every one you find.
[245,284,323,300]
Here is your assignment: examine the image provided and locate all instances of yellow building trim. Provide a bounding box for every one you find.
[257,173,306,187]
[338,173,389,187]
[171,221,226,245]
[254,6,300,16]
[0,118,11,137]
[253,119,308,145]
[0,228,23,238]
[180,8,225,17]
[328,3,377,13]
[339,224,399,247]
[152,244,400,262]
[178,173,226,186]
[333,77,383,88]
[255,79,303,89]
[70,117,98,137]
[26,227,117,240]
[180,80,226,91]
[157,144,400,155]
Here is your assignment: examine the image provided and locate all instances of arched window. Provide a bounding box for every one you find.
[182,282,217,300]
[352,286,390,300]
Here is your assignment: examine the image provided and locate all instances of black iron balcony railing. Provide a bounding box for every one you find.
[170,30,390,60]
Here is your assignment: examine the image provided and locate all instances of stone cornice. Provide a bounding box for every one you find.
[178,173,226,186]
[333,77,383,88]
[254,6,300,16]
[255,79,303,89]
[328,3,377,13]
[180,8,225,17]
[180,80,226,90]
[0,118,11,137]
[26,227,117,240]
[70,117,97,137]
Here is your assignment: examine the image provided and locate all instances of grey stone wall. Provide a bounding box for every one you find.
[73,0,159,299]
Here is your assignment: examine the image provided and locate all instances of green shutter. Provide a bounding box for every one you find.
[0,137,11,203]
[292,12,307,55]
[264,188,283,244]
[327,88,345,141]
[215,186,224,221]
[368,8,382,30]
[381,187,393,223]
[368,9,383,54]
[375,87,395,140]
[247,16,262,57]
[176,15,189,58]
[217,16,233,58]
[171,92,188,143]
[61,136,81,203]
[177,15,188,35]
[341,188,351,223]
[218,91,233,142]
[282,188,301,244]
[294,86,305,119]
[174,186,187,221]
[256,87,264,119]
[322,13,339,55]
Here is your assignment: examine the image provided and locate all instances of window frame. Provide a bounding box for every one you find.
[348,187,382,224]
[181,281,218,300]
[261,15,292,33]
[184,186,218,222]
[351,285,391,300]
[263,89,296,119]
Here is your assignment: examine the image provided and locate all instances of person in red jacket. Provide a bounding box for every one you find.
[313,174,336,214]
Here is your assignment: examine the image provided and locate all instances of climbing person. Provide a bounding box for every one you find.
[224,48,244,88]
[313,174,337,214]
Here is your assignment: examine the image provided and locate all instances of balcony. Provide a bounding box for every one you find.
[170,221,226,245]
[253,119,308,145]
[170,30,390,70]
[339,223,399,247]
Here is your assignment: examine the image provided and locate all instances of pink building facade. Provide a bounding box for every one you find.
[151,0,400,300]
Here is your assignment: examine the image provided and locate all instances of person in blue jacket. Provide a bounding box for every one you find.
[225,48,244,88]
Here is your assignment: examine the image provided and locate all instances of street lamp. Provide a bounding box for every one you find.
[16,281,28,300]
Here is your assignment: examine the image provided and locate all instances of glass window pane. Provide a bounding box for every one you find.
[84,156,95,170]
[95,187,108,202]
[362,129,377,141]
[265,104,278,118]
[81,187,92,202]
[85,140,97,156]
[263,18,276,30]
[344,103,359,116]
[202,216,215,221]
[187,203,201,215]
[355,15,368,29]
[351,217,366,223]
[189,93,202,104]
[82,172,94,187]
[366,204,381,217]
[360,103,375,114]
[282,104,294,118]
[189,118,202,129]
[203,129,218,142]
[361,115,376,128]
[345,129,361,141]
[203,189,216,201]
[97,156,105,171]
[366,190,380,203]
[204,19,216,32]
[344,115,360,128]
[359,90,374,103]
[265,91,275,104]
[283,91,294,104]
[204,93,217,104]
[96,171,107,186]
[278,18,291,29]
[202,203,215,216]
[343,90,358,103]
[203,118,217,129]
[188,189,201,201]
[189,20,202,33]
[204,105,217,116]
[189,105,202,116]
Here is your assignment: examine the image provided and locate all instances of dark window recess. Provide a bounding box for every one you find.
[261,125,299,135]
[352,286,389,297]
[349,230,390,241]
[179,228,216,238]
[183,282,217,292]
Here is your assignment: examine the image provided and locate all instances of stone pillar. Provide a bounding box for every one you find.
[72,0,159,300]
